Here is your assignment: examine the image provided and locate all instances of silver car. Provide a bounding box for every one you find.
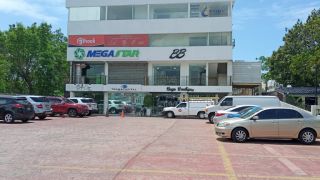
[215,107,320,144]
[15,96,52,120]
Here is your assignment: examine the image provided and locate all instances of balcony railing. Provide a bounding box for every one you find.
[70,75,232,86]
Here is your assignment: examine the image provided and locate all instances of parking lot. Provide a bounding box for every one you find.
[1,116,320,180]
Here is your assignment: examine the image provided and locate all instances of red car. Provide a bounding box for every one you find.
[47,97,89,117]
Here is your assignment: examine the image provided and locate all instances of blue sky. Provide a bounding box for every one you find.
[0,0,319,61]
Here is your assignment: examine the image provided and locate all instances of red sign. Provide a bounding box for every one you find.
[69,35,105,47]
[105,34,149,47]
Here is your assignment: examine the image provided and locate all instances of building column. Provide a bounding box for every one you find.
[227,61,233,86]
[103,92,109,114]
[180,62,188,86]
[104,62,109,84]
[75,64,81,84]
[148,63,153,85]
[70,92,75,98]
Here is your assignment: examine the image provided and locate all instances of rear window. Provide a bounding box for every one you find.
[81,98,95,103]
[114,101,122,104]
[30,97,49,102]
[15,99,30,105]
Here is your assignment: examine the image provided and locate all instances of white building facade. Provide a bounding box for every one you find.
[66,0,235,114]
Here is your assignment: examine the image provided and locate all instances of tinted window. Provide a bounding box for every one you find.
[30,97,49,102]
[64,99,74,104]
[277,109,303,119]
[177,103,187,108]
[114,101,122,104]
[0,98,8,105]
[231,106,250,112]
[81,99,95,103]
[256,109,277,120]
[70,99,78,103]
[220,98,232,106]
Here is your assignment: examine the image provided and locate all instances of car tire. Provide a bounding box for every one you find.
[87,111,92,116]
[166,111,175,118]
[79,114,84,118]
[68,109,78,117]
[38,115,47,120]
[198,112,205,119]
[231,128,248,143]
[4,112,14,123]
[299,129,316,145]
[109,108,117,114]
[209,113,215,124]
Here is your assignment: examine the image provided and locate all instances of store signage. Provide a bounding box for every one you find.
[169,49,187,59]
[75,84,92,91]
[69,34,149,47]
[166,87,194,92]
[105,34,149,47]
[111,85,137,91]
[74,48,139,60]
[69,35,105,47]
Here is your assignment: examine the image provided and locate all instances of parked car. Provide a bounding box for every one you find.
[210,105,258,124]
[0,95,34,123]
[14,95,52,120]
[68,97,98,116]
[108,100,124,114]
[215,107,320,144]
[47,97,89,117]
[163,101,214,119]
[205,96,281,122]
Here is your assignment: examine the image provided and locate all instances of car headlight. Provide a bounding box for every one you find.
[217,122,231,127]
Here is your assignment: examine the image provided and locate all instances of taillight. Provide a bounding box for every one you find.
[215,113,225,117]
[14,104,23,108]
[37,104,43,108]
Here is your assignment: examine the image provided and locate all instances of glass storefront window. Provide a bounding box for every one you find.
[150,33,208,47]
[190,2,230,18]
[149,4,188,19]
[153,65,180,85]
[189,65,206,86]
[69,7,105,21]
[107,5,147,20]
[209,32,232,46]
[72,63,105,84]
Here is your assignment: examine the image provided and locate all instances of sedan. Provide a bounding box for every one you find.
[215,107,320,145]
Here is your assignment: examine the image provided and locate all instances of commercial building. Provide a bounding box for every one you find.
[65,0,259,114]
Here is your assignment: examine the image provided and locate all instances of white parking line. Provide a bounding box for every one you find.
[263,145,307,176]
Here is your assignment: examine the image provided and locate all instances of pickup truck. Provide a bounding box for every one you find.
[47,97,89,117]
[162,101,214,119]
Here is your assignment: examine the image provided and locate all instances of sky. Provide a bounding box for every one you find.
[0,0,319,61]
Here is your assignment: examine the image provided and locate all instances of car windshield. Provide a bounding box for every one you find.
[240,107,263,119]
[81,98,95,103]
[30,97,49,102]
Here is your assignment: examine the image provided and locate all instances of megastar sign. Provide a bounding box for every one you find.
[74,48,139,60]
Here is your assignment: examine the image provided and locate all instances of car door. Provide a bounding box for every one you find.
[175,103,188,116]
[250,109,278,138]
[277,109,304,138]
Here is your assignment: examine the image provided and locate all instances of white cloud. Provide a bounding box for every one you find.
[267,1,320,29]
[0,0,66,23]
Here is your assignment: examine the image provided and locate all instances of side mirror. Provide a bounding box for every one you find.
[251,116,259,120]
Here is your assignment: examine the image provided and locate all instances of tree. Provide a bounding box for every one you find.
[1,23,68,95]
[262,9,320,87]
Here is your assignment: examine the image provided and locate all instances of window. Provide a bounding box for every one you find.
[209,32,232,46]
[70,99,78,103]
[150,33,208,47]
[177,103,187,108]
[153,65,180,85]
[30,97,49,103]
[0,98,7,105]
[220,98,233,106]
[189,64,206,86]
[150,4,188,19]
[69,7,104,21]
[107,5,147,20]
[190,2,230,18]
[256,110,278,119]
[81,99,95,103]
[231,106,251,112]
[277,109,303,119]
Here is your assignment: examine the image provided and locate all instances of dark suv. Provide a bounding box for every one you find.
[0,96,35,123]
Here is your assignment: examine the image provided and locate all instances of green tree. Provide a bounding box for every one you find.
[1,23,68,95]
[263,9,320,87]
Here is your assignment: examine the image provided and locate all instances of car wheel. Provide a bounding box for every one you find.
[79,114,84,118]
[299,129,316,145]
[231,128,248,143]
[208,113,215,124]
[166,111,174,118]
[4,113,14,123]
[87,111,92,116]
[68,109,78,117]
[38,115,47,120]
[109,108,117,114]
[198,112,205,119]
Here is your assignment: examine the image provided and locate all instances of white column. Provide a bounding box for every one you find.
[227,61,233,86]
[105,62,108,84]
[180,62,189,86]
[103,92,109,114]
[206,62,209,86]
[70,92,75,98]
[148,63,153,85]
[76,64,81,84]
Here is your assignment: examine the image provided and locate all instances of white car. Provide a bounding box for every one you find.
[15,95,52,120]
[211,105,258,124]
[68,97,98,116]
[163,101,214,119]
